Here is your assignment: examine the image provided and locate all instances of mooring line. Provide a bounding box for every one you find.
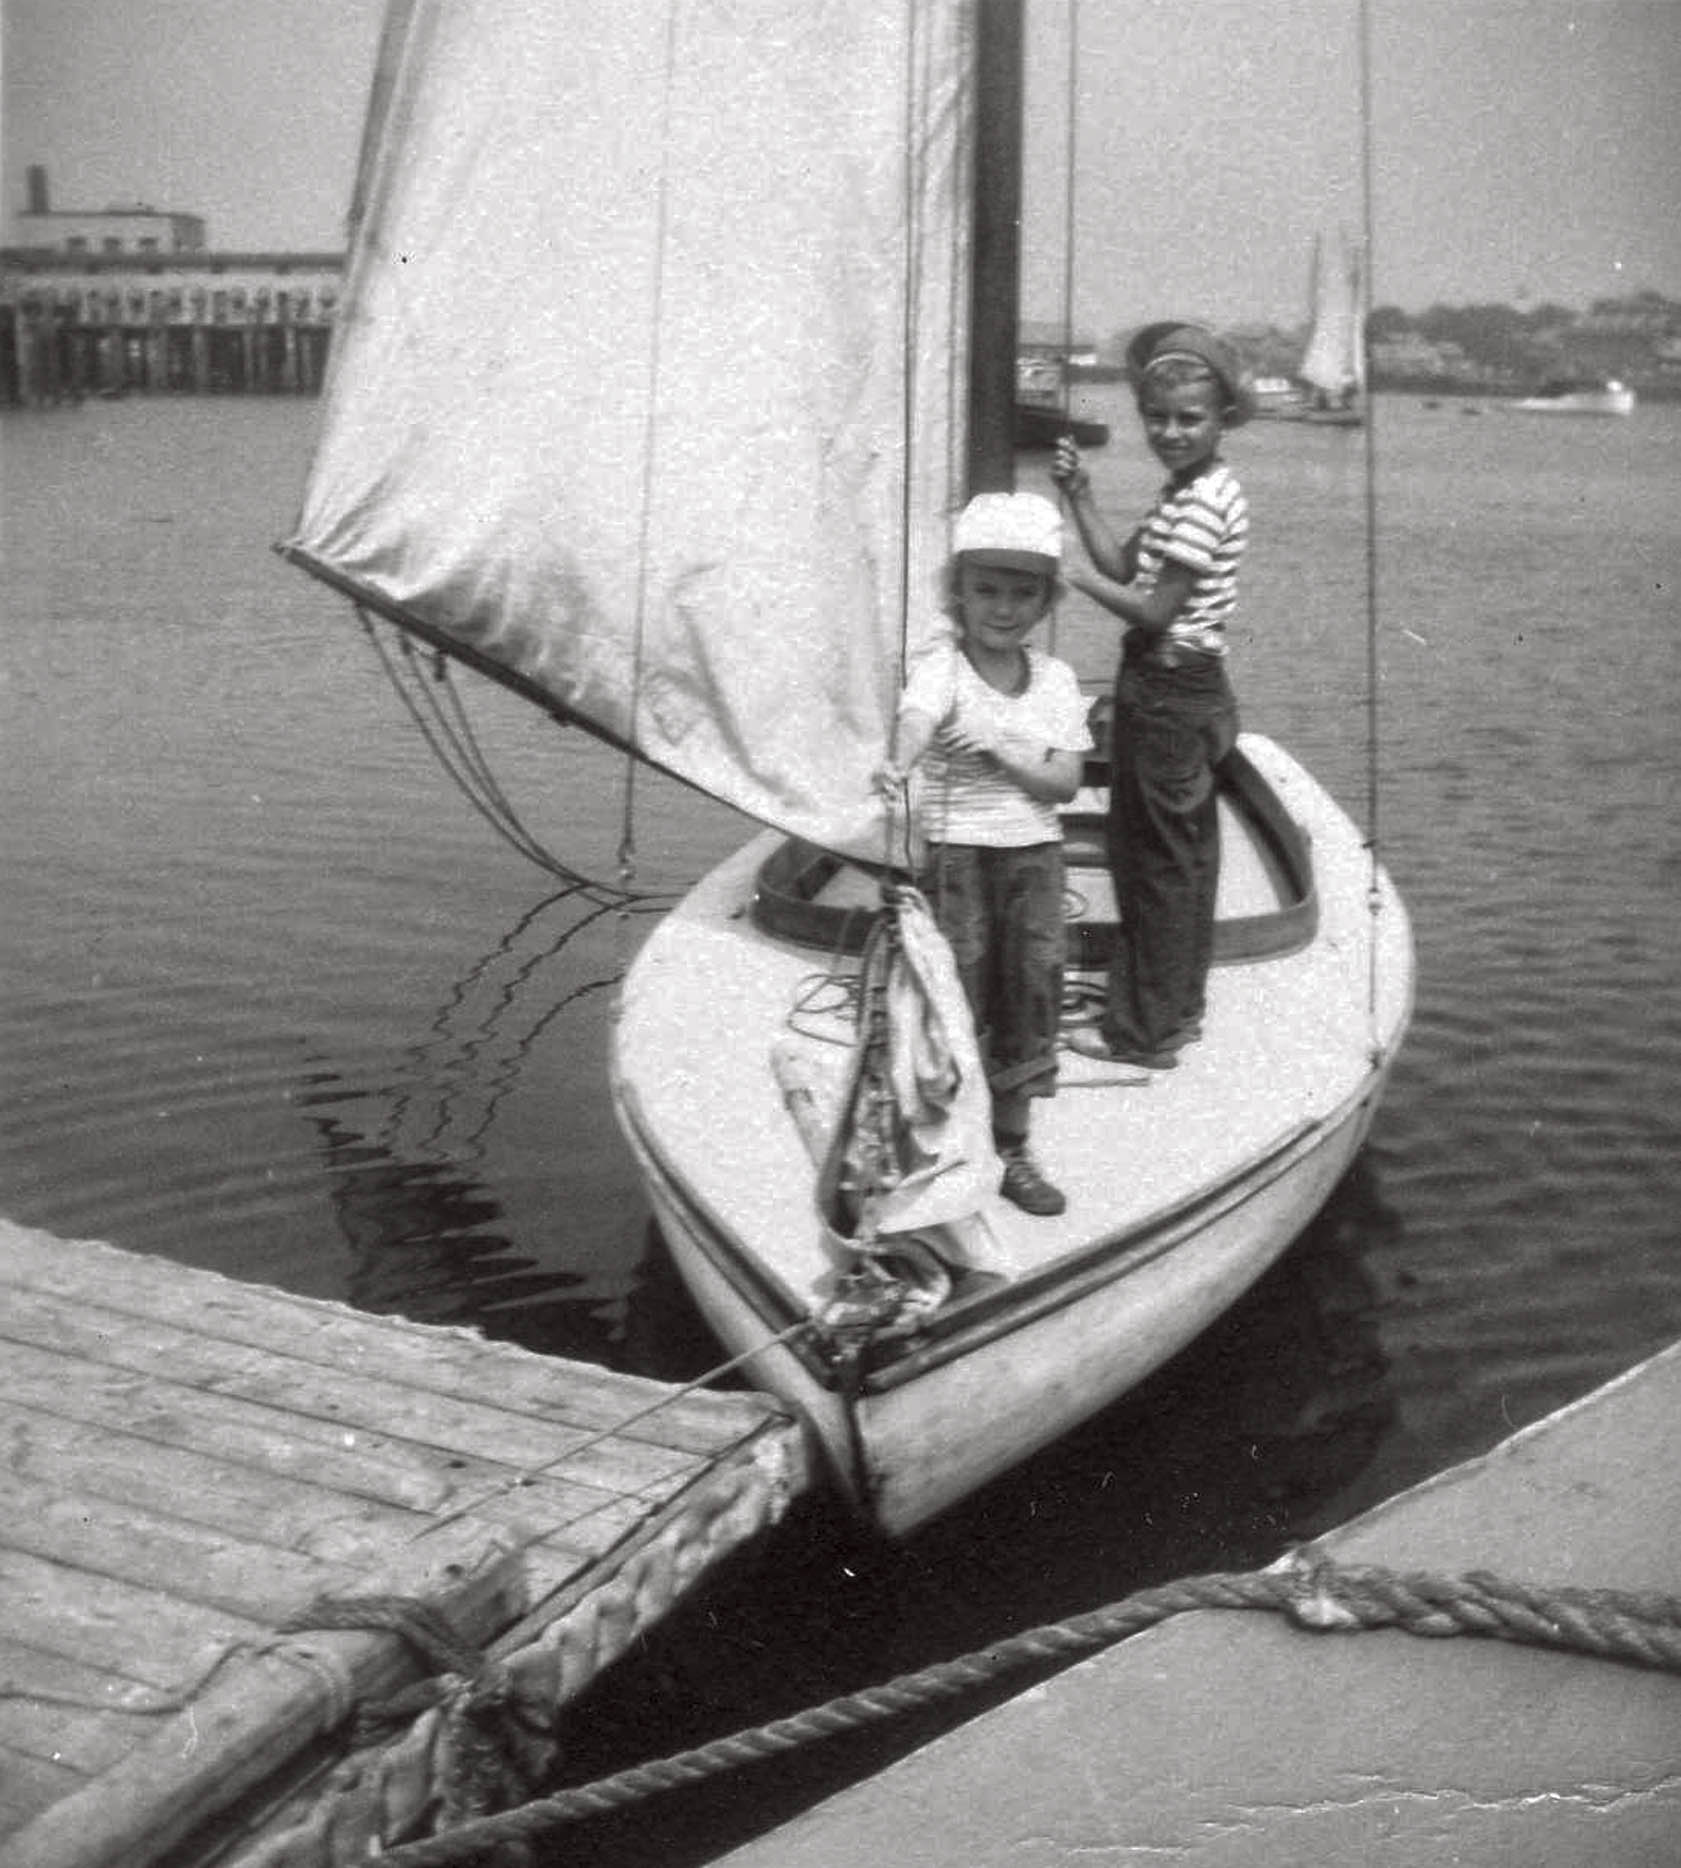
[371,1551,1681,1865]
[412,1319,815,1545]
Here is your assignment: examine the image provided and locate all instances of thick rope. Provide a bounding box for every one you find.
[230,1434,801,1868]
[278,1597,486,1678]
[373,1556,1681,1865]
[276,1595,490,1745]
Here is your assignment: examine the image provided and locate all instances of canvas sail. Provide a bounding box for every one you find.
[1297,231,1365,402]
[286,0,975,860]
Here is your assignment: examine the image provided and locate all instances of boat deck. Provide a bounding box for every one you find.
[0,1218,805,1868]
[616,735,1412,1313]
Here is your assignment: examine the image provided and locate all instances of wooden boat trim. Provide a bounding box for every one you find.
[750,743,1318,964]
[855,1108,1342,1395]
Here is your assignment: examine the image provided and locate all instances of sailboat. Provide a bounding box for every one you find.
[282,0,1412,1539]
[1013,353,1110,450]
[1254,231,1367,425]
[1503,376,1635,417]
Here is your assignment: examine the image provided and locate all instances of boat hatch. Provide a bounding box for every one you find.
[751,744,1318,965]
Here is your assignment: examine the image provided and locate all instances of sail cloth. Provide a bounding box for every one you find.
[818,889,1017,1273]
[287,0,975,861]
[1297,230,1366,403]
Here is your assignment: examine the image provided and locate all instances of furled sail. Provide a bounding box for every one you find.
[1297,230,1365,403]
[286,0,974,860]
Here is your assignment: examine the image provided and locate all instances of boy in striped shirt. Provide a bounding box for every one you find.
[1053,322,1254,1069]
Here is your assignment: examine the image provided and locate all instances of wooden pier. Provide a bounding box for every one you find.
[0,1219,808,1868]
[0,257,341,404]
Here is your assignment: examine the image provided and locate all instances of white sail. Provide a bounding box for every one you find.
[288,0,974,859]
[1297,231,1364,403]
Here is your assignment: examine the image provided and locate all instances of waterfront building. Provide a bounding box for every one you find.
[1,167,342,403]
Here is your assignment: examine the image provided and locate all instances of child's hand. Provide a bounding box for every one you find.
[874,761,909,798]
[1050,436,1088,494]
[936,722,995,763]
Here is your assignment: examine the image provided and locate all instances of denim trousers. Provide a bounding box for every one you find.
[920,840,1065,1142]
[1103,651,1239,1053]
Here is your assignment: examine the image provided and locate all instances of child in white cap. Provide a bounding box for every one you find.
[877,492,1093,1217]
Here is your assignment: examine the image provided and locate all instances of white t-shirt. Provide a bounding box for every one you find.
[900,640,1094,847]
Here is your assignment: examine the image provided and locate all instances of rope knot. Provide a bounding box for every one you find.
[276,1593,490,1741]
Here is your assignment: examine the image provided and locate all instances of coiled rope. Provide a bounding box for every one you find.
[371,1554,1681,1866]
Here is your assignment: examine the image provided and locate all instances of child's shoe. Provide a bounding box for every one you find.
[999,1144,1067,1217]
[1065,1027,1179,1069]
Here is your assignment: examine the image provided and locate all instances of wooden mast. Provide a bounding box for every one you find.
[967,0,1024,495]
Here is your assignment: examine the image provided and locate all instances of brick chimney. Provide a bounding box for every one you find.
[26,166,49,214]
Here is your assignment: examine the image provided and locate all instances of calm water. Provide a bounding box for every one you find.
[4,391,1680,1858]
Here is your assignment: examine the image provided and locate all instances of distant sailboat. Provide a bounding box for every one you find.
[1254,232,1366,426]
[1502,376,1635,418]
[1013,353,1110,450]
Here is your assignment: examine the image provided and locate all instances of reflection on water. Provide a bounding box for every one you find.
[298,883,675,1356]
[313,1118,586,1326]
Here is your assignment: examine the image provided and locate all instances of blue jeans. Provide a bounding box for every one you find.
[1103,650,1238,1053]
[920,841,1065,1142]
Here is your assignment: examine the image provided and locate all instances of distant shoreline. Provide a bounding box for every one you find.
[1067,363,1679,404]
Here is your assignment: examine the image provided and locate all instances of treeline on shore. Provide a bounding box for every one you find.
[1082,289,1681,397]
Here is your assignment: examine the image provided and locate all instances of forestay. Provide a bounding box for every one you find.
[287,0,975,859]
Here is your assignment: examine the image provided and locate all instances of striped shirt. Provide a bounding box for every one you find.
[1136,460,1248,659]
[900,641,1093,847]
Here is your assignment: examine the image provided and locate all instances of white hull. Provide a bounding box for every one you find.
[611,735,1412,1537]
[629,1075,1386,1534]
[1507,385,1635,417]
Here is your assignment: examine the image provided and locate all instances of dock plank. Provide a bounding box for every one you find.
[0,1218,808,1868]
[8,1517,525,1868]
[0,1649,143,1778]
[0,1474,344,1619]
[3,1225,768,1450]
[0,1338,457,1511]
[5,1402,416,1564]
[0,1337,664,1539]
[0,1286,702,1495]
[2,1546,269,1688]
[0,1750,82,1839]
[0,1636,177,1718]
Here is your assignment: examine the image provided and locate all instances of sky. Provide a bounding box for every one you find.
[5,0,1679,342]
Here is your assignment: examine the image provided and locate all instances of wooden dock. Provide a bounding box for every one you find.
[0,1218,808,1868]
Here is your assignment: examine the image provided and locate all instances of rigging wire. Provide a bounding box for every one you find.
[881,0,929,883]
[1047,0,1081,661]
[355,609,668,904]
[1057,1,1080,435]
[617,0,684,891]
[414,1317,816,1543]
[1356,0,1387,1053]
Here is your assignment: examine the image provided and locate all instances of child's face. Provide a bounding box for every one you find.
[954,562,1052,655]
[1137,379,1224,478]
